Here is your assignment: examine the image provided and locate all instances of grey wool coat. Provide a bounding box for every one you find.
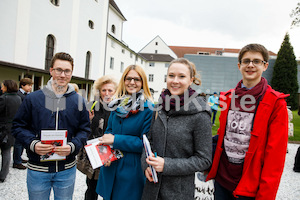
[141,96,212,200]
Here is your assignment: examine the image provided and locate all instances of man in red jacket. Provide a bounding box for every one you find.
[206,44,289,200]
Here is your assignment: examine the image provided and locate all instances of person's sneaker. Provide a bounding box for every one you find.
[13,163,27,170]
[212,124,216,126]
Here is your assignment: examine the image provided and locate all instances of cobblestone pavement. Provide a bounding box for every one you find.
[0,143,299,200]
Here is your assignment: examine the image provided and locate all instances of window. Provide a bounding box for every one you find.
[88,20,94,29]
[149,74,154,82]
[111,40,115,48]
[165,63,169,68]
[155,42,158,45]
[136,56,138,62]
[45,35,55,70]
[110,57,114,69]
[111,25,116,34]
[149,62,155,67]
[164,75,167,82]
[130,53,133,58]
[141,59,143,64]
[215,50,223,55]
[120,62,124,72]
[50,0,59,6]
[197,52,210,55]
[122,49,125,54]
[85,51,91,79]
[155,50,158,54]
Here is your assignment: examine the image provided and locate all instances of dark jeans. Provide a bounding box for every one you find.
[13,139,24,164]
[214,181,255,200]
[85,177,98,200]
[0,143,11,180]
[211,109,217,124]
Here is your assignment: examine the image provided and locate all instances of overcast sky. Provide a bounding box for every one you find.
[114,0,300,59]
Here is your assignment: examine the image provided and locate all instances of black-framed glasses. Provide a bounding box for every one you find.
[125,77,142,82]
[52,68,73,76]
[240,59,267,67]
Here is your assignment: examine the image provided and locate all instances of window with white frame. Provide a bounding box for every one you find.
[149,74,154,82]
[165,63,169,68]
[111,40,115,48]
[110,57,114,69]
[120,62,124,72]
[88,20,94,29]
[50,0,59,6]
[45,34,55,70]
[85,51,91,79]
[164,75,167,82]
[149,62,155,67]
[111,25,116,34]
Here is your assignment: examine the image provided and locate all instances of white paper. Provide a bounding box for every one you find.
[40,130,67,161]
[143,134,158,183]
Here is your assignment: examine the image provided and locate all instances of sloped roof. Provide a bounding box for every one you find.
[139,53,174,62]
[110,0,126,21]
[169,46,277,58]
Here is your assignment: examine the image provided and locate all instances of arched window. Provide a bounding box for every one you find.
[50,0,59,6]
[111,25,115,34]
[85,51,91,79]
[88,20,94,29]
[45,35,55,70]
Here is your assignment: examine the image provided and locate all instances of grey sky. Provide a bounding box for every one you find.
[115,0,300,58]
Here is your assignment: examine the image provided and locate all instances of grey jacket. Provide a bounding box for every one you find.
[141,96,212,200]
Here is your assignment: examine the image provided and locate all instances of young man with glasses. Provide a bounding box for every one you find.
[12,52,90,199]
[206,44,289,200]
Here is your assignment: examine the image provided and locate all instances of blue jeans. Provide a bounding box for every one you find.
[211,109,217,124]
[27,166,76,200]
[13,139,24,164]
[214,181,255,200]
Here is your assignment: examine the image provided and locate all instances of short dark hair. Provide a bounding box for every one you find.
[50,52,74,70]
[3,80,18,93]
[238,44,269,62]
[19,78,33,88]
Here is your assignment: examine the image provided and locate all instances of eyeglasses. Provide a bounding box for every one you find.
[240,59,267,67]
[125,77,142,82]
[52,68,72,76]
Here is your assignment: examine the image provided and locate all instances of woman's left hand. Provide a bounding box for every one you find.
[98,133,115,145]
[146,155,165,173]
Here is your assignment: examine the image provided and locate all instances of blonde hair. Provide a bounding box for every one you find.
[69,83,79,93]
[93,75,118,96]
[168,58,201,86]
[115,65,153,101]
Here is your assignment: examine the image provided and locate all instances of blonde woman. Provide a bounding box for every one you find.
[81,75,117,200]
[141,58,212,199]
[96,65,153,200]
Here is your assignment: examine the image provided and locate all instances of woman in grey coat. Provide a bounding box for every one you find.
[141,58,212,200]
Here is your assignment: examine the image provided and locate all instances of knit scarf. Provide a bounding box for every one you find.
[233,77,268,112]
[108,90,145,118]
[160,87,196,111]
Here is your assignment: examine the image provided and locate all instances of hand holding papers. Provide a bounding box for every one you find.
[143,134,158,183]
[84,137,123,169]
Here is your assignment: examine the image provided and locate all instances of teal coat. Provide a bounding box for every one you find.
[96,100,153,200]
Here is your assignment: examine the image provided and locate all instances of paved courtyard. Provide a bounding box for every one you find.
[0,143,299,200]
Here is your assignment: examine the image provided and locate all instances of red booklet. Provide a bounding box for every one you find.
[40,130,67,161]
[85,138,123,169]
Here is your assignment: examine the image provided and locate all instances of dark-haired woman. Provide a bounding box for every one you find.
[0,80,22,182]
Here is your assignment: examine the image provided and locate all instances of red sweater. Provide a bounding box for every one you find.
[207,86,289,200]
